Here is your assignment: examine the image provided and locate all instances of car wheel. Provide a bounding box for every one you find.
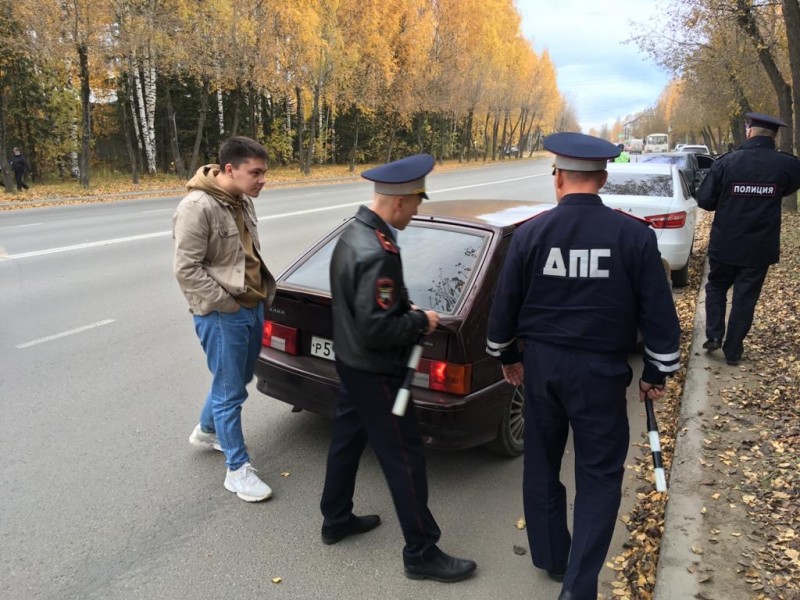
[671,260,690,287]
[486,384,525,457]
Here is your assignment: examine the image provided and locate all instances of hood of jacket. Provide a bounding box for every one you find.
[186,165,242,206]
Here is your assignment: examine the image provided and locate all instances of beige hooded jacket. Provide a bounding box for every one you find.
[172,165,276,315]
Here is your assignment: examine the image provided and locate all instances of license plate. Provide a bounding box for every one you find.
[309,336,335,361]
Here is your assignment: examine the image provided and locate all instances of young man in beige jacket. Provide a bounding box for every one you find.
[173,136,276,502]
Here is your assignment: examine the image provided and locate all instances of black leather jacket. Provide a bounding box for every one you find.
[330,206,428,374]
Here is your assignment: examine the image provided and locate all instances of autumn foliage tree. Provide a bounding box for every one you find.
[7,0,567,184]
[631,0,798,209]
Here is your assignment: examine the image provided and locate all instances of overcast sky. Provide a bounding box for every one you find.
[516,0,672,132]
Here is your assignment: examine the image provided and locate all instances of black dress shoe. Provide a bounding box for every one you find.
[726,358,741,366]
[702,338,721,351]
[404,549,477,583]
[547,569,565,583]
[321,514,381,545]
[557,591,575,600]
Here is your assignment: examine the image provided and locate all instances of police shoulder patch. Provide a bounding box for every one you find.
[376,278,395,309]
[614,209,651,226]
[374,229,399,254]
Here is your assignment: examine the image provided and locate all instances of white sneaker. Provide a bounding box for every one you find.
[224,462,273,502]
[189,424,222,452]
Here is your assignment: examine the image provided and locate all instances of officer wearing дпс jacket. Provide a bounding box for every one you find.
[320,154,477,584]
[697,112,800,366]
[486,132,681,600]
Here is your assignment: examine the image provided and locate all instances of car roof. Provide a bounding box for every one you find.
[416,199,556,229]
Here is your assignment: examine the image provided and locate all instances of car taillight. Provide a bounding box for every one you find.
[262,321,298,355]
[414,359,472,395]
[645,211,686,229]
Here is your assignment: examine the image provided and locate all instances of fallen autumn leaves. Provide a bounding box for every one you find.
[612,211,800,600]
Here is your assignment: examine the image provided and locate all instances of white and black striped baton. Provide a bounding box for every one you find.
[644,396,667,492]
[391,338,424,417]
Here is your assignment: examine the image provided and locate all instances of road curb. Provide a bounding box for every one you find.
[653,257,712,599]
[0,175,371,209]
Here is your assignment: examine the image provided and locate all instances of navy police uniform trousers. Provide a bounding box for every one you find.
[523,341,631,600]
[705,258,769,363]
[320,360,441,562]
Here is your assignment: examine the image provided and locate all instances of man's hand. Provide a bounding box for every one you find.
[501,362,524,387]
[639,378,665,401]
[422,310,440,334]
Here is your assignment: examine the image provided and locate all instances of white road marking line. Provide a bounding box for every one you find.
[0,222,43,230]
[434,173,548,193]
[2,231,170,260]
[141,208,173,213]
[16,319,116,349]
[1,172,551,260]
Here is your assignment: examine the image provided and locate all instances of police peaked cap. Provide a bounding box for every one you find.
[543,132,620,172]
[745,112,788,132]
[362,153,435,199]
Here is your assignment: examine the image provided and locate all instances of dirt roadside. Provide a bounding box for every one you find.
[615,212,800,600]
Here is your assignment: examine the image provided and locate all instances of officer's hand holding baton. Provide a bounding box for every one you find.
[392,309,439,417]
[639,379,667,492]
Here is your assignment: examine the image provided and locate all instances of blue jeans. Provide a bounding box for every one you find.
[193,303,264,470]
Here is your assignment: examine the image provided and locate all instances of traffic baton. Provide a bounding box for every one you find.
[644,396,667,492]
[392,338,424,417]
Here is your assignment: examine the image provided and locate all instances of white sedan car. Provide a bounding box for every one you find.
[600,163,697,287]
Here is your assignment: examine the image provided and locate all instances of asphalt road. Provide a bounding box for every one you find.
[1,158,648,600]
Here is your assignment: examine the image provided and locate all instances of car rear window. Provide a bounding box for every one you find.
[639,155,686,167]
[601,173,674,197]
[283,223,489,315]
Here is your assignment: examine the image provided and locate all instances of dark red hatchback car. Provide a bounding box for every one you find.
[254,199,555,456]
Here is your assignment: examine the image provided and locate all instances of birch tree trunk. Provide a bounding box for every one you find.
[132,56,156,174]
[141,48,157,173]
[217,88,224,138]
[127,68,144,159]
[69,119,80,178]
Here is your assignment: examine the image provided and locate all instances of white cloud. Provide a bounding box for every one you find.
[516,0,671,131]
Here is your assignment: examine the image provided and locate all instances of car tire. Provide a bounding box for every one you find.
[670,236,693,288]
[485,384,525,457]
[671,260,690,287]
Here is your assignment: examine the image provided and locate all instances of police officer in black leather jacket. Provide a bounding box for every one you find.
[487,133,681,600]
[697,112,800,365]
[319,153,477,584]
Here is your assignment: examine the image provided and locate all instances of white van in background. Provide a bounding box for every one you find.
[644,133,669,153]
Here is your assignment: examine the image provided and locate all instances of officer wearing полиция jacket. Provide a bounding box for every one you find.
[696,111,800,366]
